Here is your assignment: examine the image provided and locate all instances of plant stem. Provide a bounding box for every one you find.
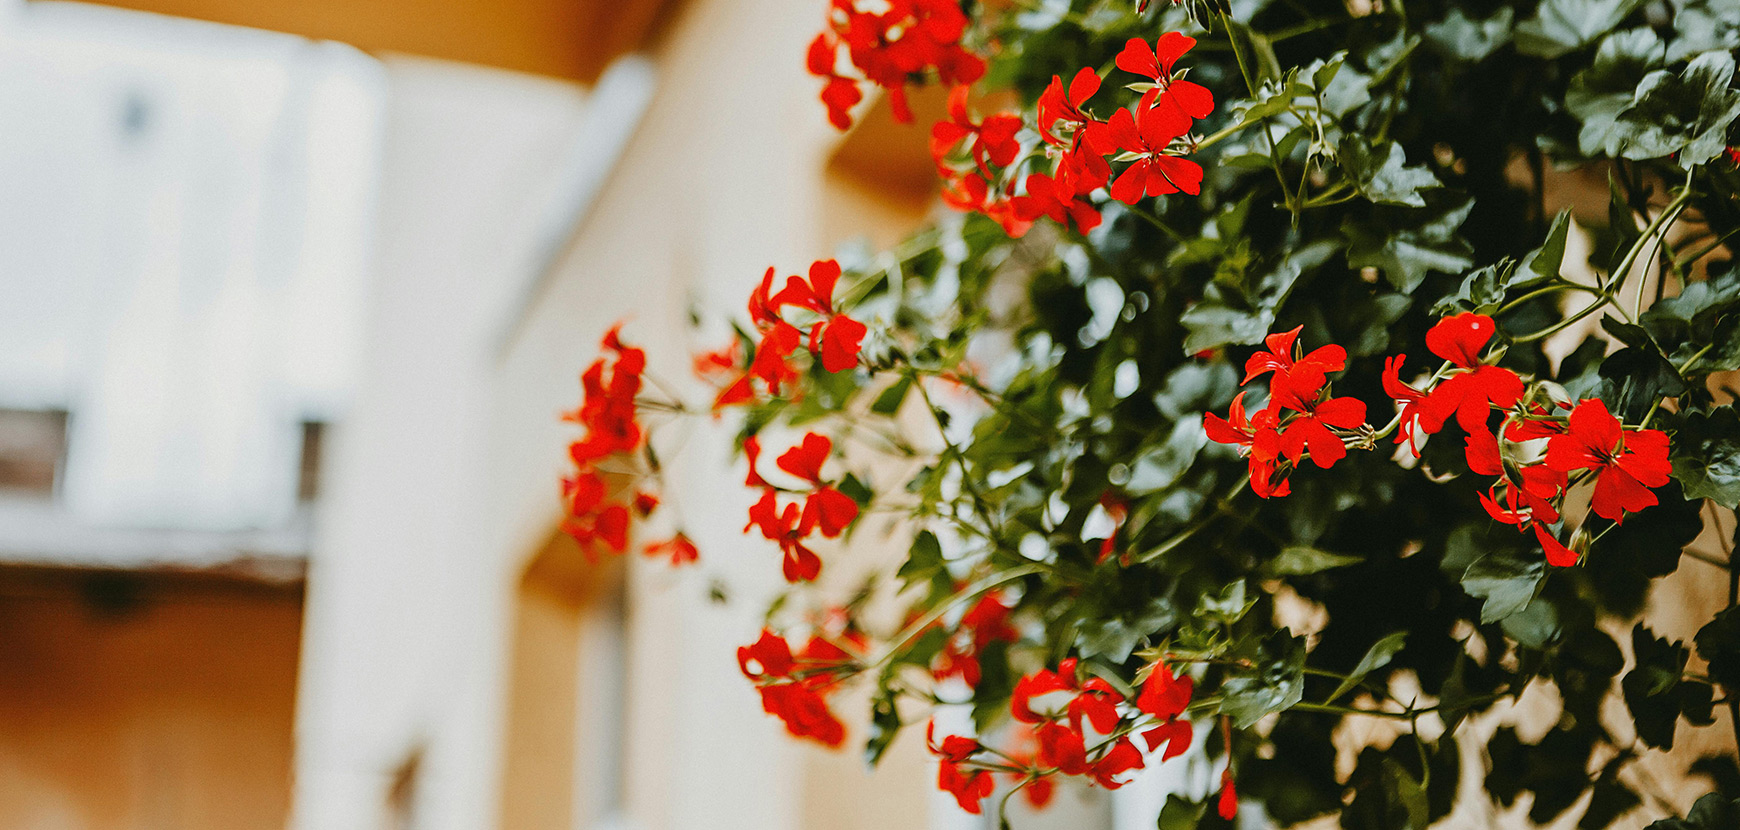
[1133,477,1250,564]
[866,564,1047,674]
[1494,281,1601,315]
[1125,203,1187,242]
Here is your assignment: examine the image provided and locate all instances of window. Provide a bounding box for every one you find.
[0,409,66,495]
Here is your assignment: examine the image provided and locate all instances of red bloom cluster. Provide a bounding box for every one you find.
[932,591,1018,687]
[716,260,868,409]
[928,724,994,813]
[932,34,1212,239]
[807,0,986,131]
[926,657,1199,814]
[1544,399,1672,522]
[561,325,696,566]
[1208,314,1677,566]
[1476,397,1670,564]
[743,432,862,582]
[1388,313,1525,475]
[1204,326,1366,497]
[738,629,859,747]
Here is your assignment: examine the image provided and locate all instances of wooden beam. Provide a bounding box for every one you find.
[66,0,684,82]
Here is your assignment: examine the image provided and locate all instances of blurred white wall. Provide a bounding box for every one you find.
[0,2,380,532]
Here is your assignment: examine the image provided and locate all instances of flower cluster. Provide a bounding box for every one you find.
[807,0,986,130]
[925,658,1224,816]
[931,591,1018,687]
[931,34,1213,238]
[1208,314,1675,567]
[715,260,868,409]
[1385,313,1672,565]
[561,326,697,566]
[743,432,861,582]
[1205,326,1366,497]
[737,628,861,747]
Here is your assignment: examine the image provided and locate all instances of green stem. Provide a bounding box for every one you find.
[1133,477,1250,564]
[1125,203,1188,242]
[866,564,1047,673]
[1494,281,1601,315]
[1195,120,1247,152]
[1511,292,1627,344]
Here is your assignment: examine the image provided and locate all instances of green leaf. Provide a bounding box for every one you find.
[863,692,901,765]
[1671,408,1740,507]
[1462,552,1546,624]
[869,375,911,415]
[1343,749,1429,830]
[1641,265,1740,373]
[970,638,1012,733]
[1340,138,1442,207]
[1157,795,1210,830]
[1610,51,1740,167]
[1567,29,1666,157]
[1667,0,1740,62]
[1521,210,1576,280]
[1694,607,1740,690]
[1344,194,1476,293]
[1125,418,1208,495]
[1622,623,1690,749]
[1514,0,1646,58]
[1431,210,1571,314]
[1423,7,1514,63]
[1201,579,1255,623]
[1221,631,1306,728]
[1580,758,1642,829]
[1179,241,1336,353]
[1262,545,1363,576]
[896,530,954,599]
[1222,17,1281,92]
[1330,632,1408,702]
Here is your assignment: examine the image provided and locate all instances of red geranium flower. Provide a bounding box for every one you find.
[746,489,823,581]
[1544,398,1672,522]
[757,683,846,747]
[1014,162,1104,234]
[1275,392,1367,469]
[927,723,993,813]
[934,592,1018,686]
[1035,720,1090,774]
[1037,67,1103,147]
[643,533,699,566]
[1136,662,1195,760]
[1417,314,1524,437]
[1113,34,1215,119]
[1218,767,1238,820]
[1383,355,1430,456]
[560,476,630,561]
[776,432,861,537]
[1090,737,1146,789]
[1204,391,1291,498]
[931,85,1023,177]
[1243,326,1346,407]
[1479,464,1575,566]
[1105,104,1203,202]
[771,259,870,374]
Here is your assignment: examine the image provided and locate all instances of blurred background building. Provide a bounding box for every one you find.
[0,0,1179,828]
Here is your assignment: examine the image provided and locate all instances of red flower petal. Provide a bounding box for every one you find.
[777,432,833,483]
[1425,312,1498,369]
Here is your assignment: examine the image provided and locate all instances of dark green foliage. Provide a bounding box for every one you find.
[753,0,1740,825]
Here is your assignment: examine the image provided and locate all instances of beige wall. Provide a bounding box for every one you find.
[0,567,301,830]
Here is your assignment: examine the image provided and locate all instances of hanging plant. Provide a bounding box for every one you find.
[562,0,1740,825]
